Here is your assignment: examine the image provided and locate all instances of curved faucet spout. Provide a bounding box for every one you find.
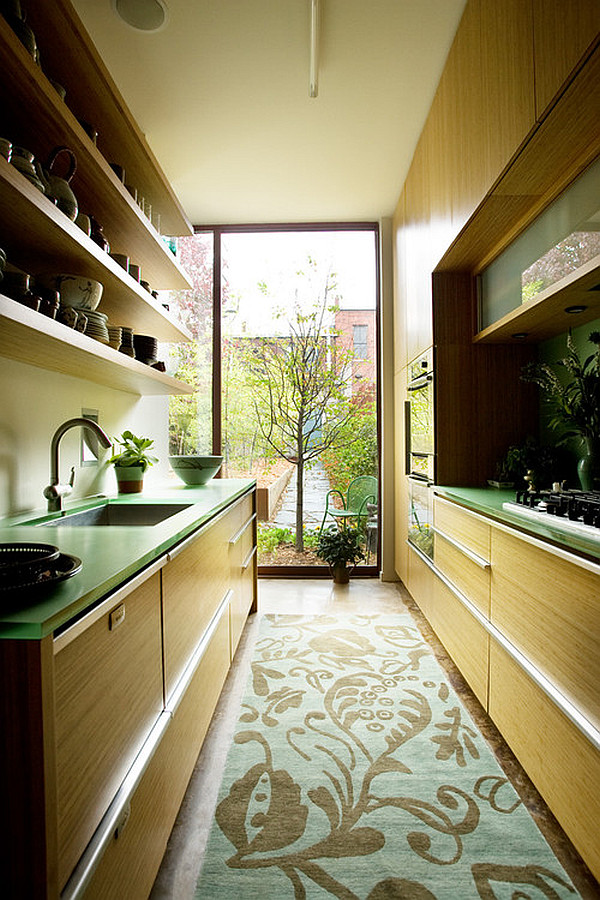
[44,417,112,512]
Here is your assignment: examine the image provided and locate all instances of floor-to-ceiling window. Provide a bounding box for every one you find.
[164,224,380,576]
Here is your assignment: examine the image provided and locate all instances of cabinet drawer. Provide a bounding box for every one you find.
[230,563,256,658]
[434,531,490,617]
[162,513,230,699]
[491,528,600,729]
[434,496,491,560]
[430,575,489,708]
[83,607,231,900]
[489,641,600,882]
[54,572,163,890]
[407,543,436,618]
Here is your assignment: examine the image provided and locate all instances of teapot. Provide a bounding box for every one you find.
[36,146,78,221]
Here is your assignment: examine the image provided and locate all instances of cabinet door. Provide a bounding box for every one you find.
[533,0,600,118]
[489,641,600,882]
[54,571,163,890]
[162,513,230,700]
[429,575,489,708]
[83,607,231,900]
[229,506,256,658]
[491,528,600,730]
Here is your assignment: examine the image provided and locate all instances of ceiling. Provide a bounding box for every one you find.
[71,0,466,226]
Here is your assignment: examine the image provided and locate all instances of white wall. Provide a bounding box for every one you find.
[0,357,170,518]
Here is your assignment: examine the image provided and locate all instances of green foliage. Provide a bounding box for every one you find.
[108,431,158,472]
[321,402,378,493]
[257,525,294,555]
[494,437,559,490]
[316,525,365,567]
[522,331,600,444]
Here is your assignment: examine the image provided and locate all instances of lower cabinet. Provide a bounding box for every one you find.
[0,486,257,899]
[84,606,231,900]
[406,492,600,884]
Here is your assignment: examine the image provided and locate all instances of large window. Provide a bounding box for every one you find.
[164,225,380,574]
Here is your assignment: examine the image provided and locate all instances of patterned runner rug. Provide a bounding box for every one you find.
[195,614,581,899]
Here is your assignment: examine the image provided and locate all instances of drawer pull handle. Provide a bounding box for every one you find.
[114,801,131,839]
[433,528,490,569]
[109,603,126,630]
[230,514,257,546]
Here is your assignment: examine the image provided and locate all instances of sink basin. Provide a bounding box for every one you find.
[38,502,193,527]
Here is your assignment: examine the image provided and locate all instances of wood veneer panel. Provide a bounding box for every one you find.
[430,575,489,708]
[434,497,490,559]
[54,572,163,890]
[85,612,231,900]
[0,636,58,898]
[489,641,600,882]
[0,295,194,396]
[533,0,600,119]
[491,529,600,729]
[434,536,490,617]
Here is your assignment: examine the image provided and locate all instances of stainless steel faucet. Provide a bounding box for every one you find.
[44,417,112,512]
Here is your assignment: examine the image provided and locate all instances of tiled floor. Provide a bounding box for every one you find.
[150,578,600,899]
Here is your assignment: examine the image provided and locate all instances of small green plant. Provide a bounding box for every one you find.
[108,431,158,471]
[494,437,558,491]
[316,525,365,569]
[257,524,293,555]
[302,527,320,550]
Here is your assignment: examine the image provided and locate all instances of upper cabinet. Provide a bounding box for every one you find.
[533,0,600,119]
[0,1,195,396]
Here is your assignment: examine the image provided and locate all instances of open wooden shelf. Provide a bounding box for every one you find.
[474,253,600,343]
[0,157,190,343]
[0,295,194,396]
[3,0,193,240]
[0,17,192,292]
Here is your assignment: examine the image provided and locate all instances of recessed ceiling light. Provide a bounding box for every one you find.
[564,304,588,314]
[511,332,529,339]
[112,0,168,32]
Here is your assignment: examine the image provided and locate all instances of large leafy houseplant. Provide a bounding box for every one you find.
[108,430,158,493]
[521,331,600,489]
[316,525,365,583]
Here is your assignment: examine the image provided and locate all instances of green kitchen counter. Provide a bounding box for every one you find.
[434,485,600,564]
[0,479,255,640]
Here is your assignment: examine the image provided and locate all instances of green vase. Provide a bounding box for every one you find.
[577,438,599,492]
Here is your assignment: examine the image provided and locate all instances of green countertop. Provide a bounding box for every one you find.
[0,479,255,640]
[434,485,600,564]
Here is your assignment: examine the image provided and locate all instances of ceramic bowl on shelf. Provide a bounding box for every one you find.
[55,275,103,310]
[168,455,223,485]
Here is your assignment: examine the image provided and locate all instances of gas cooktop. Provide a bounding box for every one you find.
[503,489,600,542]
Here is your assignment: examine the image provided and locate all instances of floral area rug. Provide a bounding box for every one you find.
[195,614,581,899]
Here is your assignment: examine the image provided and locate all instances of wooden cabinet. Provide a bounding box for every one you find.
[489,641,600,881]
[54,572,163,890]
[0,4,195,395]
[490,526,600,731]
[413,495,600,883]
[533,0,600,120]
[0,488,257,899]
[83,606,231,900]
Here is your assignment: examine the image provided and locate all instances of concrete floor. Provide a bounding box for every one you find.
[150,578,599,900]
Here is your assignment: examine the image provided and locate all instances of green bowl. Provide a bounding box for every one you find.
[168,455,223,485]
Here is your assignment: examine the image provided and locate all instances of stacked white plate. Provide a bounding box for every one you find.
[84,309,110,344]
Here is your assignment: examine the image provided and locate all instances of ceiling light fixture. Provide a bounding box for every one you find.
[112,0,169,32]
[511,332,529,340]
[309,0,321,98]
[564,304,588,314]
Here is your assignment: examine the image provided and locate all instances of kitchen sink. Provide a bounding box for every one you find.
[37,502,193,527]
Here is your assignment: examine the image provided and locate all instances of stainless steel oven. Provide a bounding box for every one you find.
[405,349,434,484]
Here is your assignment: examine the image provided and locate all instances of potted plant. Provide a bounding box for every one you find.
[316,524,365,584]
[108,430,158,494]
[522,331,600,490]
[490,438,558,491]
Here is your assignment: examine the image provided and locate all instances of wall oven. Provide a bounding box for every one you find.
[405,349,435,483]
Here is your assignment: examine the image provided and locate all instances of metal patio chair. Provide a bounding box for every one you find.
[319,475,377,535]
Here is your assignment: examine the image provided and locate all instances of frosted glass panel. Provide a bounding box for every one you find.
[480,157,600,330]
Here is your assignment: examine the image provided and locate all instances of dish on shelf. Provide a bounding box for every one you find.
[55,274,103,310]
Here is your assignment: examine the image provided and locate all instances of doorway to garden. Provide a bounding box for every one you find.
[165,224,380,576]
